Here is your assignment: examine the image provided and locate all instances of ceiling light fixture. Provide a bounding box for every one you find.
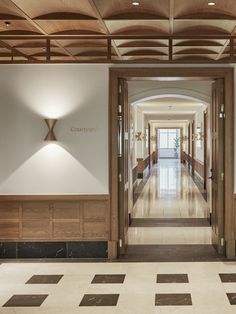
[4,21,11,27]
[207,2,216,6]
[132,1,140,6]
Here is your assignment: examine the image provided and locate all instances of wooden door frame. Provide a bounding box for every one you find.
[109,67,234,259]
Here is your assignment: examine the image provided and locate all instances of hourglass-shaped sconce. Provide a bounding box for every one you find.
[44,119,57,141]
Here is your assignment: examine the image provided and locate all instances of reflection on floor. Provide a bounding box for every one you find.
[133,159,208,219]
[1,261,236,313]
[129,159,211,245]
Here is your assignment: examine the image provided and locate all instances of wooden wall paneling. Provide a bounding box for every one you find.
[83,200,109,239]
[0,196,110,242]
[22,202,51,239]
[0,201,20,239]
[52,201,81,239]
[195,159,205,180]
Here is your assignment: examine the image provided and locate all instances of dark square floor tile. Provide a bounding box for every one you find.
[219,273,236,282]
[3,295,48,307]
[91,274,125,284]
[155,294,192,306]
[26,275,63,284]
[227,293,236,305]
[157,274,189,283]
[79,294,119,306]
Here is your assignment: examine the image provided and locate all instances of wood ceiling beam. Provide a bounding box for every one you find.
[87,0,122,60]
[169,0,175,35]
[0,35,234,40]
[0,59,233,65]
[8,0,76,60]
[216,25,236,60]
[0,40,34,60]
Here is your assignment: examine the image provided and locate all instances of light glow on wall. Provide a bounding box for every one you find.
[0,143,107,194]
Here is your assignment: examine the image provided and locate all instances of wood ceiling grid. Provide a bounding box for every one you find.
[0,0,236,63]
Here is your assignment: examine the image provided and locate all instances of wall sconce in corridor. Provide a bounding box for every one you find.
[44,119,57,141]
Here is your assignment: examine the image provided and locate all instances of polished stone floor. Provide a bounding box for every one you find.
[129,159,211,245]
[1,261,236,313]
[132,159,209,219]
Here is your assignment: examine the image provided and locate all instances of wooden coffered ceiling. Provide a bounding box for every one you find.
[1,0,236,63]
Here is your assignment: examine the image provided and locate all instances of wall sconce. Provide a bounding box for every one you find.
[135,131,142,141]
[44,119,57,141]
[181,135,189,142]
[151,135,157,142]
[142,133,147,141]
[195,132,204,141]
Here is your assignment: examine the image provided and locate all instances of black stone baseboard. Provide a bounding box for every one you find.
[0,241,108,259]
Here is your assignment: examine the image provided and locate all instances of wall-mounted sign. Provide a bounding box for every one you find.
[70,127,97,133]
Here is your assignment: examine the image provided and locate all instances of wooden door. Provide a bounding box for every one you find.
[148,123,151,168]
[191,120,195,175]
[188,123,191,168]
[118,78,129,255]
[211,79,225,254]
[203,111,207,191]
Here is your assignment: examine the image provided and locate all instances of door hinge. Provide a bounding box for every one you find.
[221,238,224,246]
[119,239,122,247]
[219,104,225,118]
[219,112,225,118]
[119,173,122,182]
[221,172,224,181]
[119,84,122,94]
[118,105,122,113]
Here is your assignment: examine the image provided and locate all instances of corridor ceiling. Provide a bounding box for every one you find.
[1,0,236,63]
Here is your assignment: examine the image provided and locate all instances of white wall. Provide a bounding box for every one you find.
[0,65,109,194]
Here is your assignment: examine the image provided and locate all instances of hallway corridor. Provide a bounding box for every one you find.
[129,159,211,245]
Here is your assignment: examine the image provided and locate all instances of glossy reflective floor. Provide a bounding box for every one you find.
[129,159,211,245]
[133,159,208,219]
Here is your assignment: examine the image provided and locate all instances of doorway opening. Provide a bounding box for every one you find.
[109,68,234,261]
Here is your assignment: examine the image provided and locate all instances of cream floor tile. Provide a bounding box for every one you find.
[1,262,236,313]
[128,227,212,244]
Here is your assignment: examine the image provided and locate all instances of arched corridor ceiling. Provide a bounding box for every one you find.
[0,0,236,63]
[129,80,211,121]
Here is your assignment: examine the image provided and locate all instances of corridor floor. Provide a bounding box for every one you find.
[1,261,236,313]
[129,159,211,245]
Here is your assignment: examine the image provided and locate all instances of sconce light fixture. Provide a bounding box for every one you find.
[135,131,142,141]
[44,119,57,141]
[181,135,189,142]
[151,135,157,142]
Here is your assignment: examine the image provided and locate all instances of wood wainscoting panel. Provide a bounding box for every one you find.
[22,202,50,219]
[22,220,51,239]
[195,159,204,180]
[0,195,110,242]
[0,222,19,239]
[52,202,81,239]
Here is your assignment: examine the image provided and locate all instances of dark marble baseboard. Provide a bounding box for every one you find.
[0,241,108,259]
